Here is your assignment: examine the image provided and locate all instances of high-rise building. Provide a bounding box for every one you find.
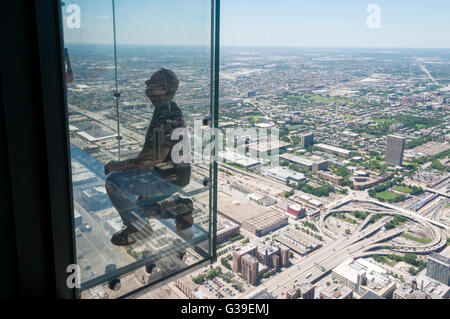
[241,255,259,286]
[232,244,257,273]
[386,135,405,166]
[427,253,450,286]
[301,132,314,148]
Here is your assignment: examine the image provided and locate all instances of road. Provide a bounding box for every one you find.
[241,190,448,299]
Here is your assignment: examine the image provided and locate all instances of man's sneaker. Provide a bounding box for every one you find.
[111,226,137,246]
[111,224,153,246]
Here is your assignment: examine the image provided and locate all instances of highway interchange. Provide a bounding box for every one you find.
[242,180,449,298]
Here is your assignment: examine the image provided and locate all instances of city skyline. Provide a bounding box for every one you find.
[62,0,450,48]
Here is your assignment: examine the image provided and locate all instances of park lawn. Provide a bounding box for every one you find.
[401,233,432,244]
[287,93,347,105]
[332,213,358,225]
[416,124,426,130]
[375,191,402,202]
[392,185,414,194]
[287,124,303,131]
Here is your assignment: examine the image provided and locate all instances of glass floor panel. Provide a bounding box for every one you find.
[71,145,210,291]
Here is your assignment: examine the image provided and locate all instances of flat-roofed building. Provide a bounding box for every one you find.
[332,258,396,298]
[320,283,353,299]
[292,194,323,208]
[181,180,207,196]
[280,153,313,170]
[317,170,343,185]
[175,276,197,299]
[217,196,271,227]
[280,153,328,172]
[242,210,289,236]
[386,135,405,166]
[81,186,110,211]
[298,282,315,299]
[217,219,240,244]
[393,275,449,299]
[286,204,306,219]
[248,288,276,299]
[247,140,290,157]
[265,167,306,184]
[220,150,260,168]
[247,193,277,206]
[274,228,322,256]
[315,143,351,158]
[427,253,450,286]
[286,282,315,299]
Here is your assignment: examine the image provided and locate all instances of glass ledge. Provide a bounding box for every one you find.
[79,218,209,291]
[71,145,211,292]
[61,0,218,298]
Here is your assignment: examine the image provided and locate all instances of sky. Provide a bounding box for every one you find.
[63,0,450,48]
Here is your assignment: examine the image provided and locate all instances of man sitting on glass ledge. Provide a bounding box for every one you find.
[104,68,193,247]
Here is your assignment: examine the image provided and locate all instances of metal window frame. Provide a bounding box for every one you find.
[30,0,220,298]
[0,0,76,298]
[34,0,77,299]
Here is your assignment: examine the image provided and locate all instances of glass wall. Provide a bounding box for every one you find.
[60,0,217,298]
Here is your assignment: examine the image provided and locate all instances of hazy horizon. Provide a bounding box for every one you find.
[62,0,450,48]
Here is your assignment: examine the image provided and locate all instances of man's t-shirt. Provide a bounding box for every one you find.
[140,102,191,186]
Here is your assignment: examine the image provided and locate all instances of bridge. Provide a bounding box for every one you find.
[426,188,450,199]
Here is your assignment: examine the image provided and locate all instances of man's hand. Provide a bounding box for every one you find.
[104,160,120,175]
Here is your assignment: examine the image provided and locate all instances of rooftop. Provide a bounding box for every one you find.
[315,143,351,155]
[266,167,306,181]
[247,288,276,299]
[333,258,392,289]
[320,283,353,299]
[280,153,314,167]
[429,252,450,266]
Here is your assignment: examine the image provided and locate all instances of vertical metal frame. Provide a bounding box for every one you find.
[34,0,77,298]
[1,0,77,298]
[209,0,220,263]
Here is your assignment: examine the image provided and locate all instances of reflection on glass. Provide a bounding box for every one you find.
[60,0,215,298]
[104,68,193,246]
